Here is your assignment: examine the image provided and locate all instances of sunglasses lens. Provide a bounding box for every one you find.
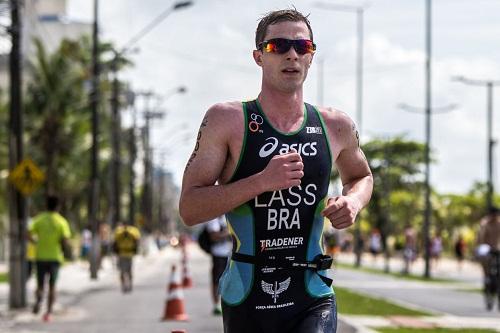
[264,39,291,53]
[262,39,315,55]
[295,40,316,55]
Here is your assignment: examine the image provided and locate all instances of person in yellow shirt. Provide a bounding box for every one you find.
[113,223,141,293]
[26,219,37,279]
[29,195,71,321]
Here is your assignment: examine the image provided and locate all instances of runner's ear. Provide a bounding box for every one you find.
[308,53,314,67]
[253,50,263,66]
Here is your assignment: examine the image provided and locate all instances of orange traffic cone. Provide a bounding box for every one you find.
[162,265,189,321]
[182,252,193,288]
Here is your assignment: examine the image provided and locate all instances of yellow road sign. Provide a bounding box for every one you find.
[8,159,45,196]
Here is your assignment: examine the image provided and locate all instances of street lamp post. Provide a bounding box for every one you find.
[89,0,101,280]
[453,76,500,212]
[398,102,457,278]
[423,0,432,280]
[397,0,434,279]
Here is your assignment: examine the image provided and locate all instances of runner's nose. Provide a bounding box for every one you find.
[285,46,299,61]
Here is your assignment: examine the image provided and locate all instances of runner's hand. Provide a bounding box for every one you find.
[259,149,304,191]
[322,196,361,229]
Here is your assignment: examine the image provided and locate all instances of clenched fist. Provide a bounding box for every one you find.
[259,149,304,192]
[322,196,362,229]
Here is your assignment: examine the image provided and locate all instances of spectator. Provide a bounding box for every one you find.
[80,226,92,260]
[369,228,382,262]
[454,234,466,271]
[430,233,443,269]
[402,225,417,274]
[206,216,232,315]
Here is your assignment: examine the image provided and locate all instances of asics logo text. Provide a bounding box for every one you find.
[258,137,318,158]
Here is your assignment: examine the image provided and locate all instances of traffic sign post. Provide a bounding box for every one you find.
[8,159,45,196]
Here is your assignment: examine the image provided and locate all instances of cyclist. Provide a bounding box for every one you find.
[476,207,500,310]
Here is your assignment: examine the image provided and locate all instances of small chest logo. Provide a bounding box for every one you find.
[261,277,291,303]
[306,126,323,134]
[249,113,264,133]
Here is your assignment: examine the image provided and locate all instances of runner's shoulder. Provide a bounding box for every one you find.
[206,101,244,121]
[317,106,356,143]
[204,101,245,136]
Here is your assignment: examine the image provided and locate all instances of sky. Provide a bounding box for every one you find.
[66,0,500,194]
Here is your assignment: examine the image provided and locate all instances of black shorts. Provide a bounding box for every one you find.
[222,295,337,333]
[211,255,228,287]
[35,261,60,289]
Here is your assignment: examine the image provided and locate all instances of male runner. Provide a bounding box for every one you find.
[180,8,373,333]
[29,195,71,322]
[113,223,141,293]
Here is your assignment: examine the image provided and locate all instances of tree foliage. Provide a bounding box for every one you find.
[22,36,131,229]
[330,136,495,255]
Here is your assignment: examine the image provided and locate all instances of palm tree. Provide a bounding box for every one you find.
[25,38,88,195]
[24,36,133,229]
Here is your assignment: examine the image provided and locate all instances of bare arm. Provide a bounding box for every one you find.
[179,103,304,226]
[321,109,373,229]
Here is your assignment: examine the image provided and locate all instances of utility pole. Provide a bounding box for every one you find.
[157,152,167,233]
[8,0,27,309]
[89,0,101,280]
[110,56,121,228]
[107,0,193,231]
[138,87,186,232]
[128,91,137,227]
[138,92,155,232]
[452,76,500,213]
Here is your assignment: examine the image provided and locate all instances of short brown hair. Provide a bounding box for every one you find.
[255,9,314,49]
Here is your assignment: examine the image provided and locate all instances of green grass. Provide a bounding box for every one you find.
[335,287,431,316]
[377,328,498,333]
[0,272,7,283]
[336,262,457,283]
[460,287,482,294]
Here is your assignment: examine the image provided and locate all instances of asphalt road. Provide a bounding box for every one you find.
[333,266,497,318]
[3,246,355,333]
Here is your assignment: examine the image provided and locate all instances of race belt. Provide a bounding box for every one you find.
[231,252,333,287]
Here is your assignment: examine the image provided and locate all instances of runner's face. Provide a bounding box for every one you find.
[254,21,314,93]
